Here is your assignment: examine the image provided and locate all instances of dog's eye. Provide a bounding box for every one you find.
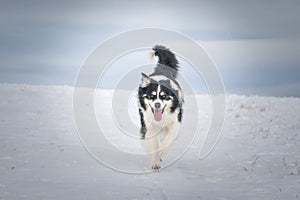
[148,94,155,99]
[161,95,170,100]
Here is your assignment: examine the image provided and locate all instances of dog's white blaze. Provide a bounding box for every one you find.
[156,85,161,100]
[152,85,163,109]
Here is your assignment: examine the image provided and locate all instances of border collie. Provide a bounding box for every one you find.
[138,45,184,170]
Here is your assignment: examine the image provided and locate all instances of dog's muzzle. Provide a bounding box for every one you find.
[149,103,166,122]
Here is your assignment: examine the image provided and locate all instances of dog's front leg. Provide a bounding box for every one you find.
[160,123,180,159]
[141,136,161,170]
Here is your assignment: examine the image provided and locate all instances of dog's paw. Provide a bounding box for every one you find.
[152,164,161,171]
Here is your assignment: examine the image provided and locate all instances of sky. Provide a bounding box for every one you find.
[0,0,300,97]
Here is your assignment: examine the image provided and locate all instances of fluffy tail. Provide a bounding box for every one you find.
[152,45,179,78]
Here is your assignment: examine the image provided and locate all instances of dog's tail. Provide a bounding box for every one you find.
[152,45,179,78]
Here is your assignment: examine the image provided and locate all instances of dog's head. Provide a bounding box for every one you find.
[138,73,182,122]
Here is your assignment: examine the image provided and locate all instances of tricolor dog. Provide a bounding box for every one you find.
[138,45,184,170]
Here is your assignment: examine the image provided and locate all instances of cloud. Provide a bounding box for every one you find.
[198,37,300,96]
[1,1,299,38]
[202,37,300,70]
[0,0,299,97]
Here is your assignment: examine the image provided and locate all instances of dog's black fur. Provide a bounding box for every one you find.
[150,45,179,79]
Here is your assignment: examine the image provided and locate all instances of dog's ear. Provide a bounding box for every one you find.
[141,73,151,87]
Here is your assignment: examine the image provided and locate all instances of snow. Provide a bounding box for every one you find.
[0,83,300,199]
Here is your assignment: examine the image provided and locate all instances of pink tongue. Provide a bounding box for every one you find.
[154,110,162,121]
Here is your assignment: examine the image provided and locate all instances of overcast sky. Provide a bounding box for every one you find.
[0,0,299,97]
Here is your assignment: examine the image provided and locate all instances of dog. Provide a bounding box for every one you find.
[138,45,184,170]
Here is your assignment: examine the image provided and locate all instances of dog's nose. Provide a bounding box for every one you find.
[155,102,161,109]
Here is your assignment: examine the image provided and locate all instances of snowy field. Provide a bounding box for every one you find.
[0,83,300,200]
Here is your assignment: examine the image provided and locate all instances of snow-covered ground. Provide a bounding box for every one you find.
[0,83,299,200]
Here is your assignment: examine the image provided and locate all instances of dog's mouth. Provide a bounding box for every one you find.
[149,104,166,122]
